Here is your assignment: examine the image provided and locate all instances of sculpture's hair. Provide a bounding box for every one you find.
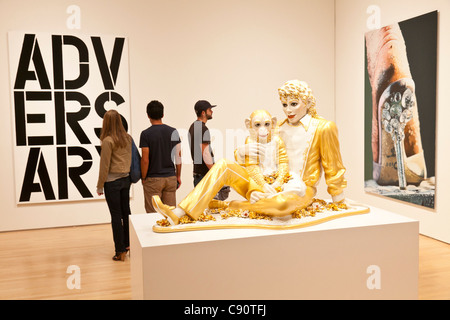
[278,80,318,118]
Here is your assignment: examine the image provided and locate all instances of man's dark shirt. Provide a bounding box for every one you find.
[139,124,181,178]
[188,120,214,175]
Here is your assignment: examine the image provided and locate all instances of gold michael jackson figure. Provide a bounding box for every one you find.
[152,80,347,225]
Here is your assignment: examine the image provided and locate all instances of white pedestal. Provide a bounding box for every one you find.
[130,205,418,300]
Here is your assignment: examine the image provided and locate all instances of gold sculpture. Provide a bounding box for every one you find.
[152,80,367,231]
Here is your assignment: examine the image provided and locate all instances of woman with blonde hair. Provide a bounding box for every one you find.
[97,109,132,261]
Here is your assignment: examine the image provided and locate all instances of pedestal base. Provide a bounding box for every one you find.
[130,205,418,300]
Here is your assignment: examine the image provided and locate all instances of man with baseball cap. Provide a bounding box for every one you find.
[194,100,216,117]
[188,100,230,200]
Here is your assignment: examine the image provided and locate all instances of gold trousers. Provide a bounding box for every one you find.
[228,187,315,217]
[178,159,315,220]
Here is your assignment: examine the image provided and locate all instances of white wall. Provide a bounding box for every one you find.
[0,0,336,231]
[335,0,450,243]
[3,0,449,245]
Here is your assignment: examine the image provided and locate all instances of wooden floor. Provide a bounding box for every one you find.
[0,223,449,300]
[0,224,131,300]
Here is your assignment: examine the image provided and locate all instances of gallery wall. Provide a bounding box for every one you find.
[6,0,447,244]
[0,0,336,231]
[335,0,450,243]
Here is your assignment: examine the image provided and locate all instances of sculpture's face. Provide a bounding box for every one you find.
[245,110,277,144]
[281,96,307,125]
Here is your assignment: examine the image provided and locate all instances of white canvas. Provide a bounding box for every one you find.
[8,31,130,204]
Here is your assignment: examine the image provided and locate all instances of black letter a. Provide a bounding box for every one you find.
[19,148,56,202]
[14,34,51,90]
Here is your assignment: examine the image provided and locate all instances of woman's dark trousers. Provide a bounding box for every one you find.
[104,177,131,253]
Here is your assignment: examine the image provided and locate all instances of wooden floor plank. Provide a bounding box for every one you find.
[419,235,450,300]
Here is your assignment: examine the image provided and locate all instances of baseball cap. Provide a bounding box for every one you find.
[194,100,217,113]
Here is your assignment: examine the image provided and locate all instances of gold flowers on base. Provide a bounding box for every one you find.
[292,198,348,219]
[198,213,216,222]
[156,213,217,227]
[220,209,272,221]
[156,218,171,227]
[156,198,348,227]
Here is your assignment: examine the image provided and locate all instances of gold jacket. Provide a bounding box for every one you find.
[278,116,347,201]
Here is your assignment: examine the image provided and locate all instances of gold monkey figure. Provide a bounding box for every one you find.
[243,110,288,190]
